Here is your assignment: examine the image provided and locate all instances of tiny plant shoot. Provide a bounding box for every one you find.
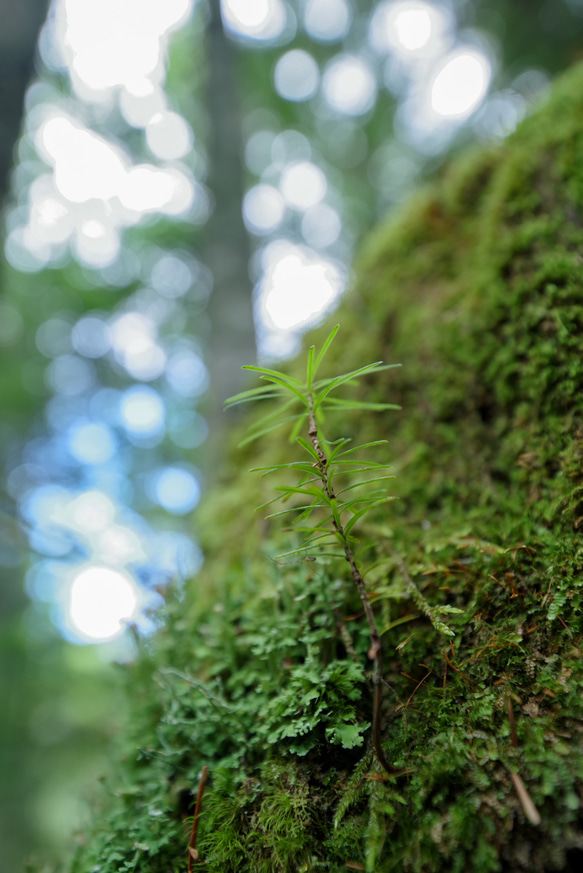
[226,324,402,774]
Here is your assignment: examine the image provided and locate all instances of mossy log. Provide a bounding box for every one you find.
[65,64,583,873]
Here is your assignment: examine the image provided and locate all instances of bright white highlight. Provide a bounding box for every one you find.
[322,55,377,115]
[304,0,351,42]
[274,50,320,102]
[10,0,196,274]
[369,1,450,57]
[38,116,127,204]
[68,565,139,642]
[221,0,287,41]
[431,50,491,119]
[119,81,167,128]
[10,110,195,270]
[259,241,345,331]
[280,162,327,210]
[56,0,193,96]
[393,6,431,51]
[243,184,285,234]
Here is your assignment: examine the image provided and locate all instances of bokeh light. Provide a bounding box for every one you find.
[146,111,193,160]
[221,0,287,41]
[119,385,166,438]
[369,0,452,59]
[274,50,320,102]
[431,49,492,119]
[67,565,139,643]
[165,348,209,397]
[303,0,351,42]
[110,312,167,381]
[50,0,193,97]
[148,467,201,515]
[66,421,118,465]
[71,316,111,359]
[7,107,195,271]
[301,203,341,248]
[322,55,377,115]
[243,184,286,234]
[258,240,345,333]
[280,161,327,210]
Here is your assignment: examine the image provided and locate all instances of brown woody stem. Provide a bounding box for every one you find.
[188,765,208,872]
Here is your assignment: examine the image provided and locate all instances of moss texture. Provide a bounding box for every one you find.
[62,64,583,873]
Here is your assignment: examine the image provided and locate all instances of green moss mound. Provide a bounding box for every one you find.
[65,64,583,873]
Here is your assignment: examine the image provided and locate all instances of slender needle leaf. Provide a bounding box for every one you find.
[313,324,340,375]
[238,413,305,447]
[306,343,316,391]
[337,476,395,495]
[295,436,320,461]
[322,399,401,412]
[242,364,305,388]
[225,385,283,406]
[344,498,394,534]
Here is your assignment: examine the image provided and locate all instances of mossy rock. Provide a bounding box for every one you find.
[64,65,583,873]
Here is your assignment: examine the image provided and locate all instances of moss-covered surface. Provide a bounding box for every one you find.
[62,65,583,873]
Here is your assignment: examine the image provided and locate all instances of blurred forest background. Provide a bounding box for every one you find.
[1,0,583,870]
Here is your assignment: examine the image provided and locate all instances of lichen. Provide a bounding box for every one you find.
[61,63,583,873]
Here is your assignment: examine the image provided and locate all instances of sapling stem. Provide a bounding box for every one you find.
[307,395,398,776]
[227,325,404,775]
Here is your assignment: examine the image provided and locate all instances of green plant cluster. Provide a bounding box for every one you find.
[55,62,583,873]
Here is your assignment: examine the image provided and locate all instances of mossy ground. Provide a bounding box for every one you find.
[60,64,583,873]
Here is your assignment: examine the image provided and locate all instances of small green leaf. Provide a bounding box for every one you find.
[306,343,316,391]
[238,413,305,446]
[256,374,307,404]
[330,722,367,749]
[274,485,326,499]
[335,440,389,458]
[338,476,395,495]
[313,362,401,410]
[225,384,283,407]
[322,398,401,412]
[242,364,305,388]
[295,436,320,461]
[324,437,352,465]
[344,497,394,534]
[313,323,340,375]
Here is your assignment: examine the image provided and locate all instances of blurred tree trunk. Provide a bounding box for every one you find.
[0,0,49,207]
[0,4,49,870]
[203,0,256,436]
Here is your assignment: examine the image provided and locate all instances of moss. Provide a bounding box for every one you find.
[61,64,583,873]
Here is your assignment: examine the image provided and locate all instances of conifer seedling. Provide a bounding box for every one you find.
[226,324,402,774]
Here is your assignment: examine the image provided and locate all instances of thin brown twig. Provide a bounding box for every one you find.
[188,765,208,872]
[507,690,518,748]
[403,670,432,709]
[510,772,541,826]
